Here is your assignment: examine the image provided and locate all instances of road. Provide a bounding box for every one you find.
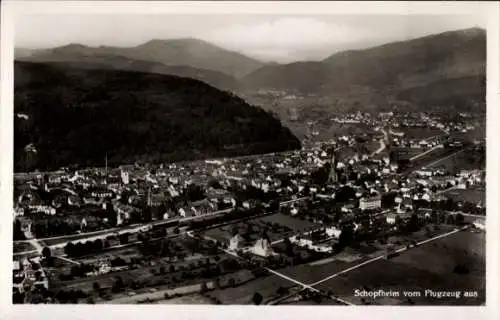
[55,255,80,265]
[371,128,388,156]
[409,144,444,161]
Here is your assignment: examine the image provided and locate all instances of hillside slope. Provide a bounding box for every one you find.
[241,28,486,109]
[14,61,300,171]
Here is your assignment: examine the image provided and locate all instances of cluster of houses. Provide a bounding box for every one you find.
[13,257,49,295]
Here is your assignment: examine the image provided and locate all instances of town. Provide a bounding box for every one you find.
[13,110,486,305]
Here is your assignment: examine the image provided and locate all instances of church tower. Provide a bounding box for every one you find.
[328,149,338,184]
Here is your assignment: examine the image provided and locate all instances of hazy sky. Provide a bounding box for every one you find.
[15,14,487,62]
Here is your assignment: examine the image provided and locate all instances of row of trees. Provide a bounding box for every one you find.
[64,238,110,258]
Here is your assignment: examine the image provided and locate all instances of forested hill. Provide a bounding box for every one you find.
[14,61,301,171]
[241,28,486,111]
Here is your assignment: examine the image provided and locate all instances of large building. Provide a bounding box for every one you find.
[359,195,382,211]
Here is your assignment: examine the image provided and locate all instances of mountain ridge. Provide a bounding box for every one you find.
[18,38,265,78]
[241,27,486,110]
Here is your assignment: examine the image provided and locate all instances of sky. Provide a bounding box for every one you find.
[15,14,487,63]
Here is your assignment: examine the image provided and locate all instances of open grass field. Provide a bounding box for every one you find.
[314,231,485,305]
[443,187,485,204]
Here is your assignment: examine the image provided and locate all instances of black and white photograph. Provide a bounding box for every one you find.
[1,1,499,317]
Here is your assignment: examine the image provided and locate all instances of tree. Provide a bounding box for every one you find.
[214,277,221,290]
[276,286,289,295]
[70,265,82,278]
[94,239,104,252]
[42,247,52,259]
[13,219,26,241]
[252,292,263,305]
[64,242,75,257]
[338,224,354,249]
[446,214,456,225]
[453,263,470,274]
[112,276,125,293]
[119,233,129,245]
[407,214,420,232]
[200,282,208,293]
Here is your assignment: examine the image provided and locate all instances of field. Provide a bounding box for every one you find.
[281,298,344,306]
[207,273,297,305]
[202,213,319,245]
[399,146,466,175]
[426,146,485,174]
[285,120,375,142]
[443,187,485,204]
[52,265,155,292]
[363,140,384,155]
[410,146,455,165]
[275,248,375,285]
[13,241,36,253]
[314,231,485,305]
[257,213,319,233]
[155,293,213,304]
[400,127,444,140]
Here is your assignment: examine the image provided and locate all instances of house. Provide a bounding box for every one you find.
[228,234,245,251]
[113,202,137,225]
[250,237,275,257]
[325,226,342,239]
[190,199,215,216]
[28,205,56,215]
[14,207,25,217]
[473,219,486,231]
[179,207,194,218]
[17,188,43,207]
